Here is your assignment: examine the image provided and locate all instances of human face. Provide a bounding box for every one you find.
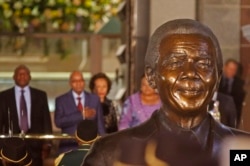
[156,34,218,114]
[224,62,238,79]
[13,67,31,88]
[70,72,85,95]
[140,77,156,96]
[93,78,108,101]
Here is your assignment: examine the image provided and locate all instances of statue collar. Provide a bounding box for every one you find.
[155,109,212,152]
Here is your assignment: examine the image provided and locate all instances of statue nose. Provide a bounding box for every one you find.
[183,60,198,79]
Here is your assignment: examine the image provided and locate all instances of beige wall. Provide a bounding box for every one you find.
[150,0,196,34]
[198,0,241,62]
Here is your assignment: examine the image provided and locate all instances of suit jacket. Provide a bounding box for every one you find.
[55,90,105,153]
[0,87,52,166]
[215,92,237,128]
[218,76,246,126]
[82,110,249,166]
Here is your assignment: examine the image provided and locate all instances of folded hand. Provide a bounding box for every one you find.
[83,107,96,119]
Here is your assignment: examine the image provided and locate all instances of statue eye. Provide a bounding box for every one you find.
[162,57,184,69]
[170,59,183,68]
[196,58,211,69]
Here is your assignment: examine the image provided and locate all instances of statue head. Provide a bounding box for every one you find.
[145,19,222,117]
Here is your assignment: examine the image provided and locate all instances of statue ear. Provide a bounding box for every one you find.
[145,66,157,89]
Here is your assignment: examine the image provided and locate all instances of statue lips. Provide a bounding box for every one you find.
[179,89,203,97]
[176,84,204,98]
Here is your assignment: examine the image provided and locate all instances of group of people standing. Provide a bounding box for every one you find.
[0,64,162,165]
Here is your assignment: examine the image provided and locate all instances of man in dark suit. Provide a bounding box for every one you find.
[82,19,249,166]
[209,92,237,128]
[0,65,52,166]
[55,71,105,154]
[218,59,246,127]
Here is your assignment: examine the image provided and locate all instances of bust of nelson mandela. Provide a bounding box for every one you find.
[82,19,249,166]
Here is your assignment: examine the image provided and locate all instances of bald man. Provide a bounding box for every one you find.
[55,71,105,154]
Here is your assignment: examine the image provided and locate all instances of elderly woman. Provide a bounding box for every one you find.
[89,72,118,133]
[118,75,161,130]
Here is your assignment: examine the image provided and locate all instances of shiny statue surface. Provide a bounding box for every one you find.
[209,100,221,122]
[82,19,249,166]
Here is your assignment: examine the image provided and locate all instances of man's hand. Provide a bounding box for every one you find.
[82,107,96,119]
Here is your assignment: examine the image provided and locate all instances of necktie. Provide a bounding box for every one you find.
[77,97,83,112]
[20,90,28,133]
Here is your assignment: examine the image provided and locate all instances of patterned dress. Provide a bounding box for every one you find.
[118,92,161,130]
[102,98,118,133]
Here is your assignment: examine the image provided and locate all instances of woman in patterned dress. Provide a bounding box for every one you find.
[89,73,118,133]
[119,75,161,130]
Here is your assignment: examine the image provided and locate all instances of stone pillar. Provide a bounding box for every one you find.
[134,0,150,90]
[126,0,150,94]
[90,35,102,74]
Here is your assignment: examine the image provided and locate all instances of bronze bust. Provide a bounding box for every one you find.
[82,19,249,166]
